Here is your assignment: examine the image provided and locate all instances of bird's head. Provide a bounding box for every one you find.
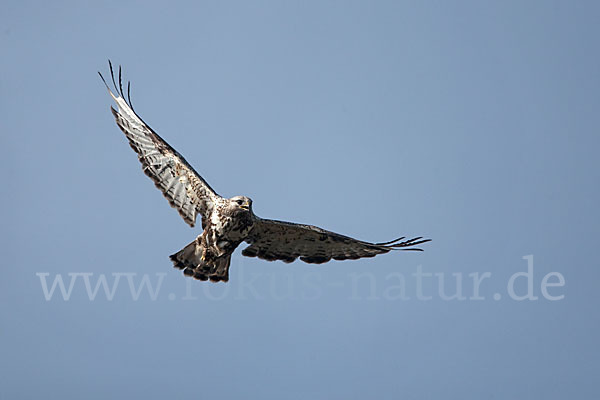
[229,195,253,213]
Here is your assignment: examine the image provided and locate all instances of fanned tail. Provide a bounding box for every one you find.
[169,239,231,282]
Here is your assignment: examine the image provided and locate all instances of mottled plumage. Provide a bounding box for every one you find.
[100,62,430,282]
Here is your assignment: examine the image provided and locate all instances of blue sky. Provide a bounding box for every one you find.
[1,1,599,399]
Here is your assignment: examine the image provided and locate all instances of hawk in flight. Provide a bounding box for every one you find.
[99,62,430,282]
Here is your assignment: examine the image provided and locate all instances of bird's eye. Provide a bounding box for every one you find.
[236,199,243,205]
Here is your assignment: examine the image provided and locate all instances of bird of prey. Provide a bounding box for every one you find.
[99,62,430,283]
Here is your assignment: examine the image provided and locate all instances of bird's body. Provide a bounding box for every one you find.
[170,196,255,282]
[100,62,430,282]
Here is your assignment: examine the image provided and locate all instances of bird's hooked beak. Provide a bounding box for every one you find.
[240,201,250,211]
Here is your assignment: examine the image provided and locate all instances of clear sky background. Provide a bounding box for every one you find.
[2,1,599,399]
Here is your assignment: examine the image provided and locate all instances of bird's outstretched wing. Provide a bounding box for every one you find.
[243,218,431,264]
[99,61,220,227]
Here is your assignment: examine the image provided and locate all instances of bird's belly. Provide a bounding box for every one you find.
[208,216,254,256]
[220,220,254,241]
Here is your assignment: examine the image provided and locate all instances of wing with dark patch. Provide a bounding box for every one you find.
[242,218,431,264]
[99,61,220,227]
